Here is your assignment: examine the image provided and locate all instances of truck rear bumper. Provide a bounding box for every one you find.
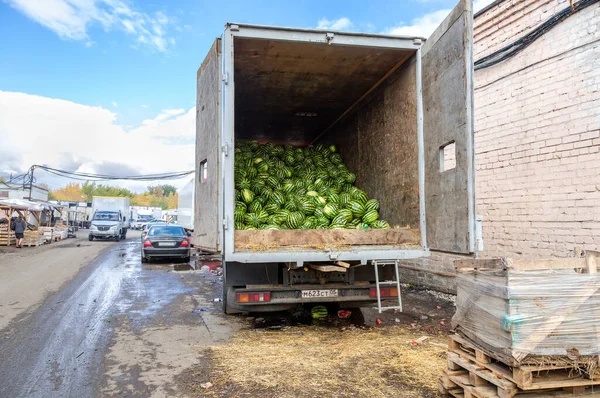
[232,284,379,307]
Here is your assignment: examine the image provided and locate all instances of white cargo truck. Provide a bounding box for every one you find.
[89,196,131,241]
[178,178,195,230]
[195,0,477,314]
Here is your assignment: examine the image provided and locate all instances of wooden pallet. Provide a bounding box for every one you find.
[440,334,600,397]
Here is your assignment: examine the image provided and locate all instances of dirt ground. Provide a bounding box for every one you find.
[0,231,112,330]
[175,287,455,398]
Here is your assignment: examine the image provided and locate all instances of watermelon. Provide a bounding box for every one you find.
[233,141,389,230]
[241,189,254,204]
[322,203,339,219]
[286,212,305,229]
[348,201,365,218]
[362,209,379,224]
[312,305,328,320]
[244,213,261,227]
[371,220,390,229]
[365,199,380,212]
[332,209,352,225]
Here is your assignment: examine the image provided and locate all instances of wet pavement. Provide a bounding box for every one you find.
[0,235,239,398]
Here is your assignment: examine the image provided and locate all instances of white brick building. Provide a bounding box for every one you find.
[474,0,600,258]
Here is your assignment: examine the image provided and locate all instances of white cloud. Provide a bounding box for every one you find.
[140,104,148,108]
[6,0,174,52]
[143,108,186,124]
[474,0,495,12]
[317,17,352,31]
[111,101,117,107]
[0,91,194,191]
[385,9,450,37]
[385,1,496,38]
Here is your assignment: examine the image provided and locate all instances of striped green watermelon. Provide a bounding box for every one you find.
[264,202,280,214]
[345,172,356,184]
[271,191,285,206]
[248,200,262,213]
[260,224,281,230]
[286,212,305,229]
[362,209,379,224]
[300,200,316,215]
[322,203,339,219]
[348,201,365,218]
[312,305,328,319]
[314,196,327,206]
[364,199,380,212]
[332,209,352,225]
[338,192,352,206]
[236,178,251,189]
[327,193,339,204]
[352,189,368,205]
[256,210,270,223]
[244,213,261,227]
[370,220,390,229]
[241,189,254,204]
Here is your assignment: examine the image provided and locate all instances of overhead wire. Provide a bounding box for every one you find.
[8,165,194,188]
[474,0,599,70]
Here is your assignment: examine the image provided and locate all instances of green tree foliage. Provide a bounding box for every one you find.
[148,184,177,197]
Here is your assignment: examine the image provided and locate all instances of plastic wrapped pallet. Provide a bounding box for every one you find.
[452,254,600,365]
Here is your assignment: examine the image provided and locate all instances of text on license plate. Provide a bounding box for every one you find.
[301,289,338,298]
[158,242,176,247]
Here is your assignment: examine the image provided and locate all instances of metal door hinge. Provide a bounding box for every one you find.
[222,72,229,85]
[326,32,334,44]
[222,143,229,156]
[223,218,228,230]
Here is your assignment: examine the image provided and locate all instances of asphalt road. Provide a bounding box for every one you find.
[0,233,239,398]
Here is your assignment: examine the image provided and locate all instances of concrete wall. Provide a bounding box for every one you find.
[398,0,600,292]
[474,0,600,258]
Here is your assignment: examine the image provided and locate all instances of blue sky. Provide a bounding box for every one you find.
[0,0,492,190]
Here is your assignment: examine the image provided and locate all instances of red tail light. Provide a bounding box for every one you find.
[235,292,271,303]
[143,238,152,247]
[370,287,398,298]
[180,238,189,247]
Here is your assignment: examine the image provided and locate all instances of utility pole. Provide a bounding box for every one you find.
[28,166,35,200]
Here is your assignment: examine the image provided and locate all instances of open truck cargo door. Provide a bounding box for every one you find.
[421,0,476,254]
[194,39,222,253]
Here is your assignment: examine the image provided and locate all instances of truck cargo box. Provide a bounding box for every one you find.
[195,0,476,265]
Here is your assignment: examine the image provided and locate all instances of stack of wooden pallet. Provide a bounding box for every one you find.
[440,253,600,397]
[440,333,600,397]
[0,224,15,246]
[22,230,43,247]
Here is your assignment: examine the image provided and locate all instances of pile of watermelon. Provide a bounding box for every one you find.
[234,141,390,230]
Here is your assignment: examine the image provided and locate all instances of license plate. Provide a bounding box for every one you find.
[301,289,338,298]
[158,242,176,247]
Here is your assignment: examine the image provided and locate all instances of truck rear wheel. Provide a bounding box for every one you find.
[115,234,120,242]
[89,235,93,241]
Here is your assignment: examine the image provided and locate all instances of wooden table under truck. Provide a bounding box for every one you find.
[194,0,478,314]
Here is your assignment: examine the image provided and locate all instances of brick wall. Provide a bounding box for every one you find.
[474,0,600,258]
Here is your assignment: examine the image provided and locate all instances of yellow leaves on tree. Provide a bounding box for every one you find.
[51,183,86,201]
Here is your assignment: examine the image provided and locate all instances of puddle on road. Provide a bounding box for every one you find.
[173,263,194,272]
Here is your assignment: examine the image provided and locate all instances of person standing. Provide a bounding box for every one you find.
[12,215,27,248]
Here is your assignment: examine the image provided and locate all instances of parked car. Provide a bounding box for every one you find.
[140,220,167,241]
[141,225,191,263]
